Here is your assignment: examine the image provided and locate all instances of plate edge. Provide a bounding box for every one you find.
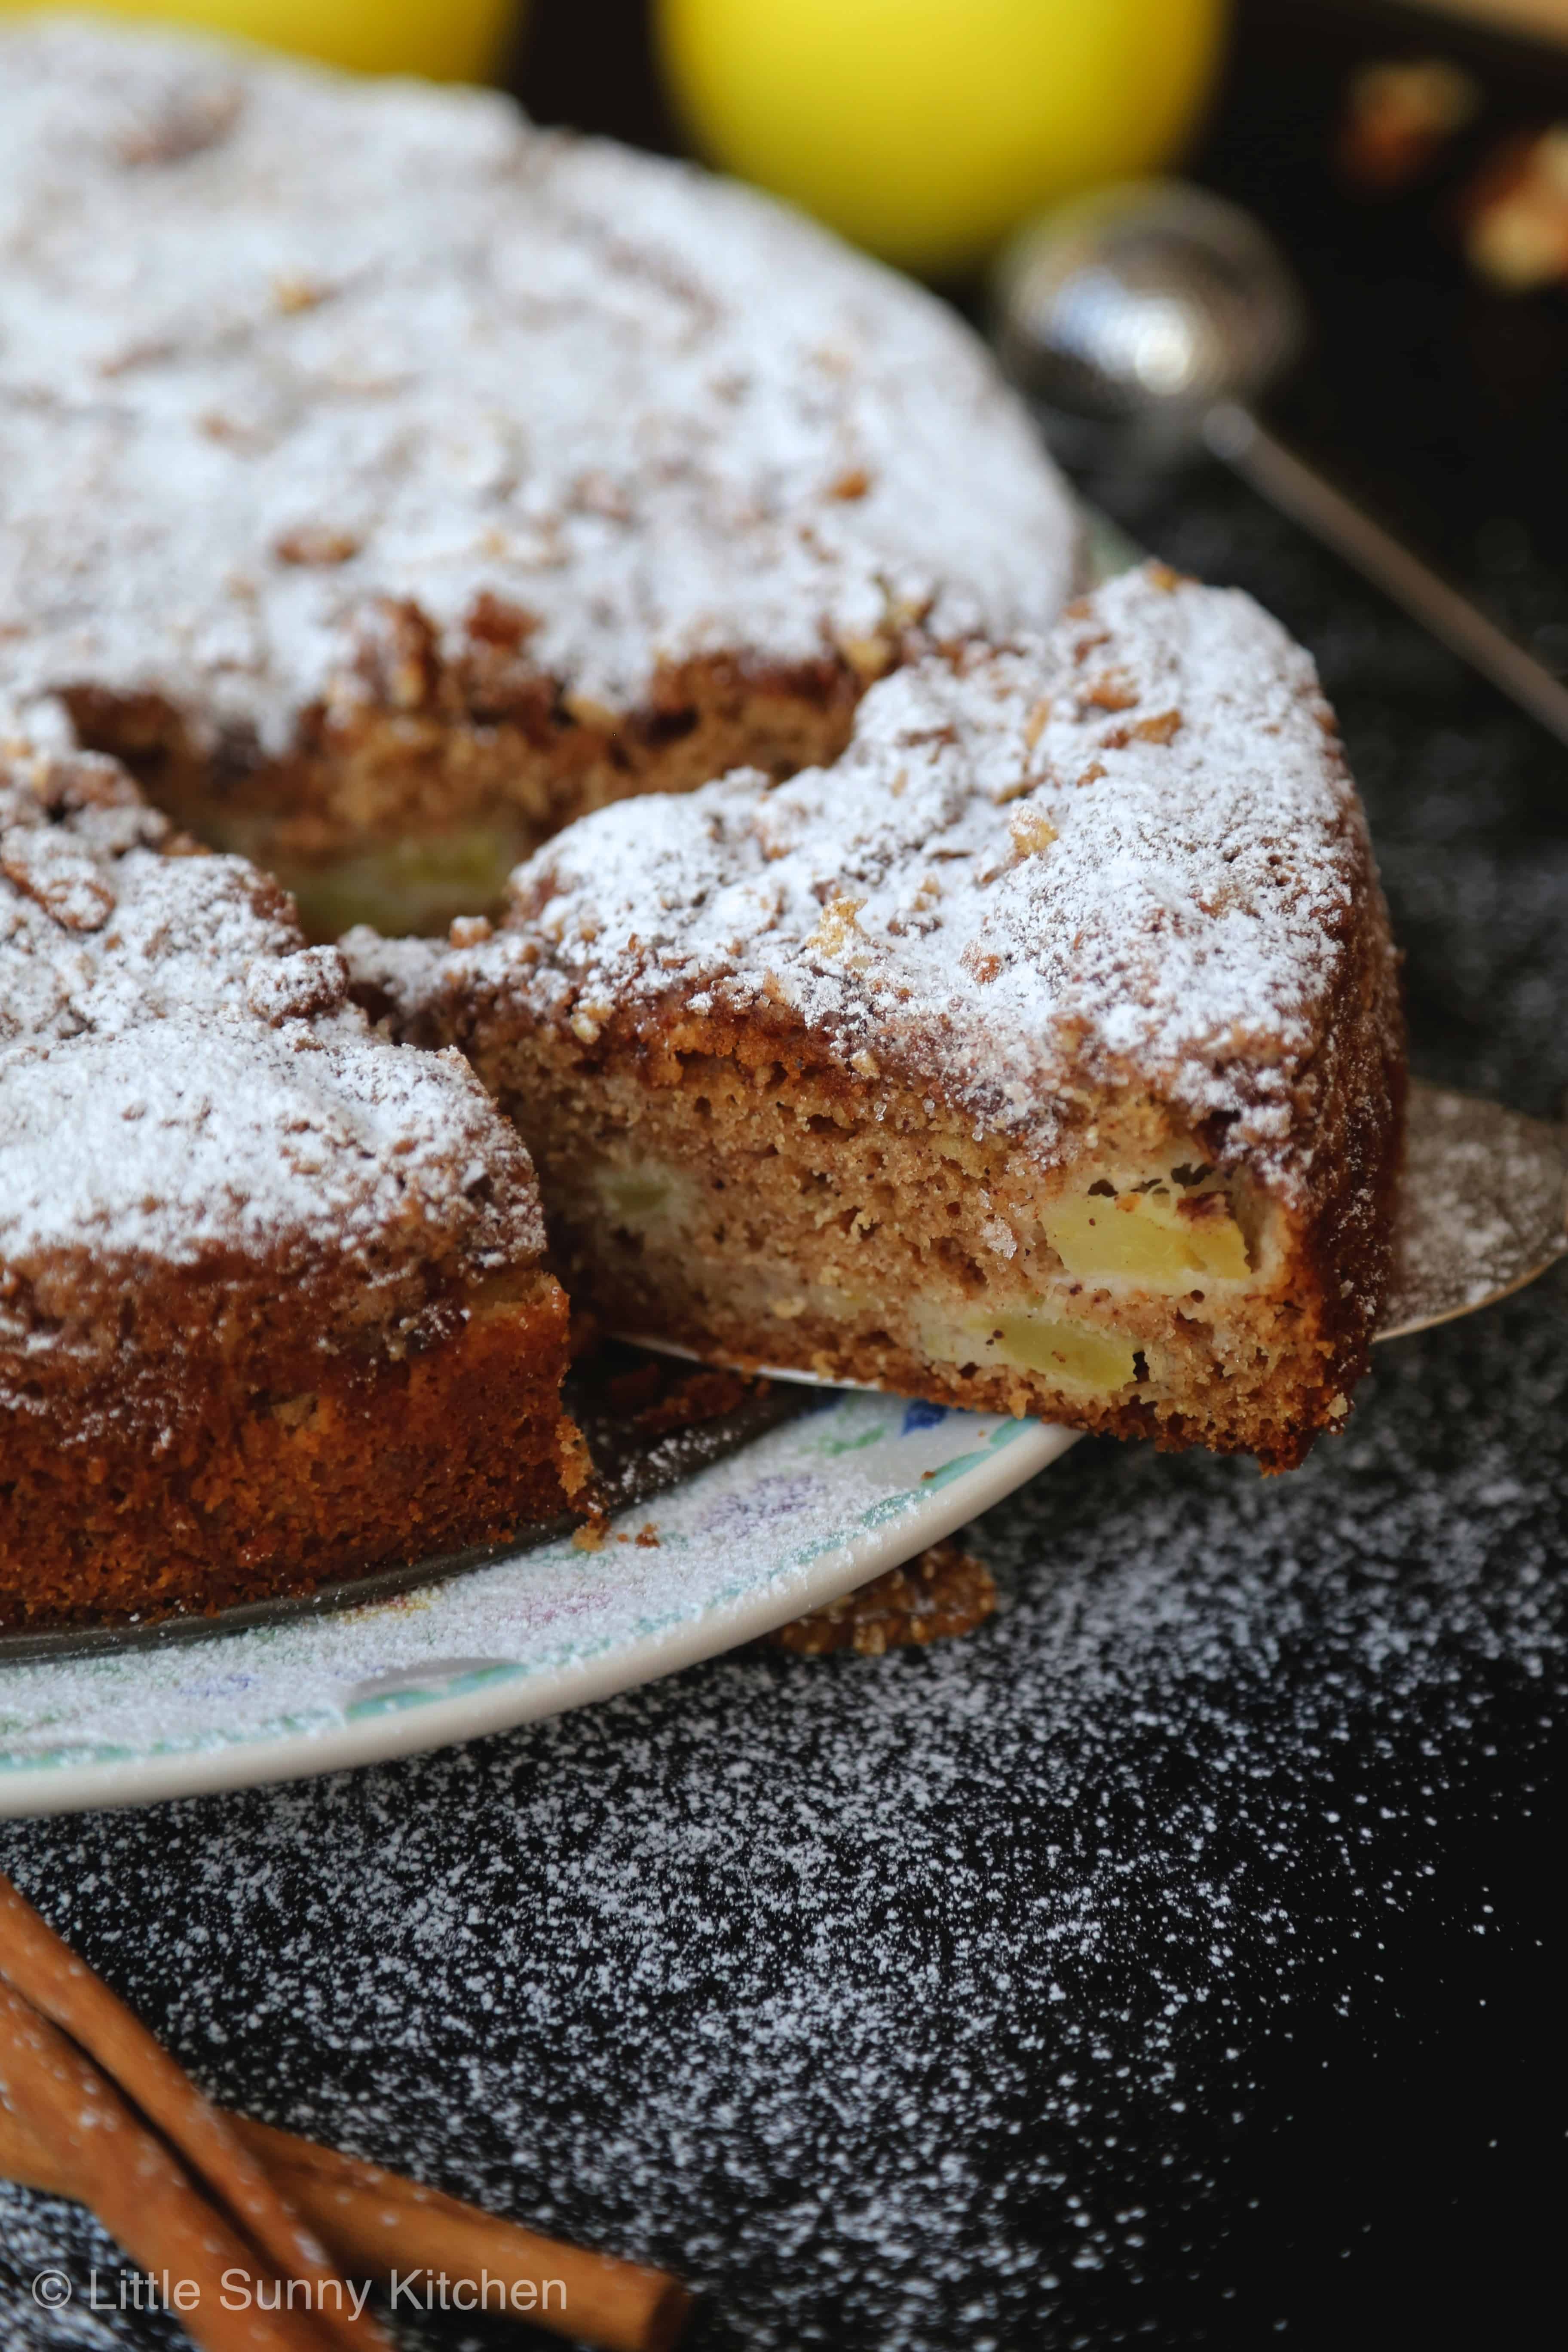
[0,1423,1078,1818]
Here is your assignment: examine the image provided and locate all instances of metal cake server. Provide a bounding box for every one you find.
[1379,1079,1567,1339]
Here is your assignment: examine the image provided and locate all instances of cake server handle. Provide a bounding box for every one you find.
[1204,402,1568,753]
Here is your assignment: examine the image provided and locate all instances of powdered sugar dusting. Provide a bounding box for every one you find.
[364,569,1387,1188]
[0,16,1077,756]
[0,746,545,1280]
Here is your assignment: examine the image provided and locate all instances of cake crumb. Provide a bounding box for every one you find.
[767,1542,997,1657]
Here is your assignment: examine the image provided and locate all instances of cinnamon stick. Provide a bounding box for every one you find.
[235,2116,692,2352]
[0,2094,690,2352]
[0,1871,692,2352]
[0,1874,386,2351]
[0,1983,334,2352]
[0,2094,76,2197]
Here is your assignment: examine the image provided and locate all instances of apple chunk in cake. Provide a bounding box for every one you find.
[349,566,1406,1470]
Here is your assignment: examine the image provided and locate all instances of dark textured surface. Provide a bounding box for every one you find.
[0,470,1564,2348]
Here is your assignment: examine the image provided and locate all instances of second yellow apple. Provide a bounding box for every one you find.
[658,0,1228,276]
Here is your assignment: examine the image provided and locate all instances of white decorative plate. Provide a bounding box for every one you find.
[0,1398,1074,1817]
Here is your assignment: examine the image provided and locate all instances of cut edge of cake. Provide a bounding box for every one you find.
[347,566,1407,1473]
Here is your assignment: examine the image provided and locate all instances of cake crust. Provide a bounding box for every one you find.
[351,568,1407,1470]
[0,744,584,1626]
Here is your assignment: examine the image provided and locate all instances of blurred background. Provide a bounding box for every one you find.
[15,2,1568,682]
[13,0,1568,712]
[518,0,1568,681]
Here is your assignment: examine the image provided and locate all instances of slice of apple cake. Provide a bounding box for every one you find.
[349,566,1406,1470]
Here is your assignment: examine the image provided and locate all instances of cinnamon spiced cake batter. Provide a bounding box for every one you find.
[0,17,1079,938]
[0,738,583,1626]
[350,569,1406,1471]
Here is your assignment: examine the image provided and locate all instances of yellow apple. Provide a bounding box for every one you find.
[657,0,1228,275]
[0,0,524,81]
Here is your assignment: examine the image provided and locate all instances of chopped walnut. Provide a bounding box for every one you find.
[806,894,870,963]
[1463,127,1568,293]
[1079,670,1139,712]
[1339,58,1479,193]
[0,827,116,934]
[836,632,896,683]
[273,526,361,568]
[1009,807,1058,860]
[1023,695,1053,750]
[244,946,350,1026]
[767,1542,997,1656]
[1134,707,1183,745]
[1103,707,1184,750]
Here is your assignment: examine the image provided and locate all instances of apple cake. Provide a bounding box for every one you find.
[349,567,1407,1472]
[0,737,585,1628]
[0,16,1079,940]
